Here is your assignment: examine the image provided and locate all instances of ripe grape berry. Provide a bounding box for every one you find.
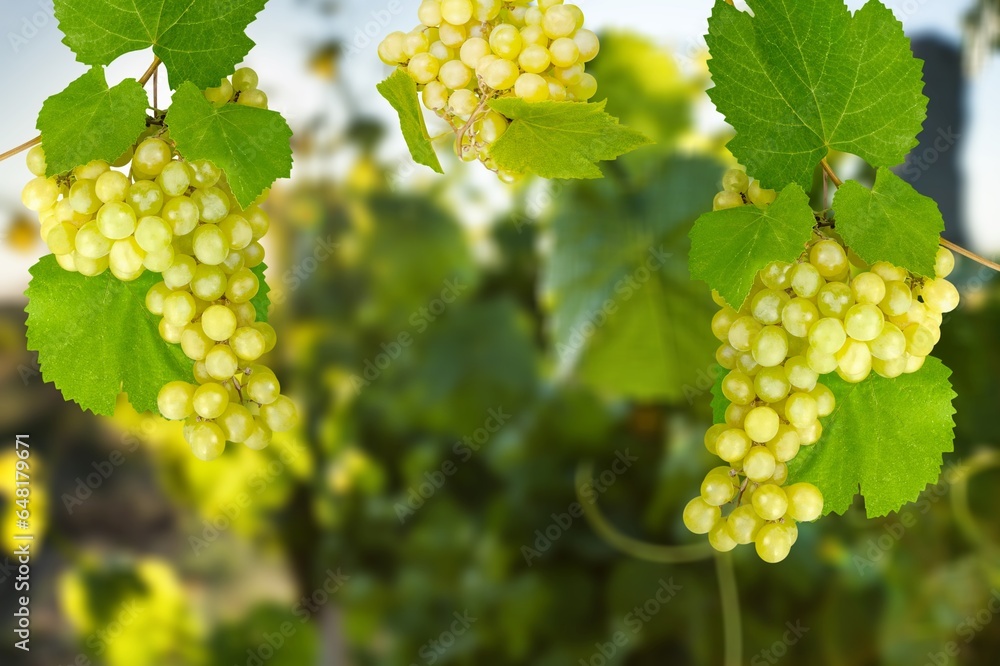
[686,167,960,563]
[378,0,601,181]
[22,67,298,461]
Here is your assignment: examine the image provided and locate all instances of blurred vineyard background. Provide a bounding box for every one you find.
[2,1,1000,665]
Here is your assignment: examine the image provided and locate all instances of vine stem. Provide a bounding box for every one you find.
[0,56,162,165]
[821,158,1000,273]
[715,552,743,666]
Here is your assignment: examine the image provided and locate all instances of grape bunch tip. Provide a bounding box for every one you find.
[379,0,602,181]
[21,67,298,462]
[685,166,960,564]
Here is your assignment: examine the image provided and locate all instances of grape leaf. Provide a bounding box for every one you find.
[25,256,194,416]
[544,155,721,400]
[788,357,957,518]
[250,262,270,323]
[37,67,149,177]
[53,0,268,89]
[166,82,292,209]
[688,184,816,309]
[834,168,943,277]
[488,98,652,179]
[706,0,928,190]
[376,70,444,175]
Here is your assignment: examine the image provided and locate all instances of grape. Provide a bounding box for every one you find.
[716,428,752,464]
[835,338,872,377]
[683,498,721,535]
[231,327,266,361]
[790,263,824,298]
[191,264,228,301]
[751,326,789,368]
[21,177,59,211]
[95,170,130,203]
[205,345,239,380]
[725,402,751,428]
[26,145,47,176]
[708,521,738,552]
[187,421,227,461]
[158,382,195,420]
[192,383,230,420]
[728,316,762,352]
[202,304,238,342]
[133,138,172,176]
[225,268,259,303]
[744,447,777,483]
[934,248,955,278]
[747,181,777,207]
[754,366,790,403]
[752,484,788,521]
[766,425,801,462]
[246,370,281,405]
[903,324,936,357]
[721,371,755,406]
[785,483,824,522]
[722,168,749,194]
[109,238,146,280]
[181,325,213,361]
[192,225,230,265]
[755,523,793,563]
[781,298,819,338]
[920,278,961,314]
[809,240,848,278]
[751,289,790,325]
[785,393,818,429]
[871,261,908,283]
[809,384,836,417]
[726,505,764,545]
[218,403,256,444]
[701,470,737,506]
[784,355,818,391]
[162,290,197,326]
[880,281,913,317]
[851,272,887,305]
[869,322,906,361]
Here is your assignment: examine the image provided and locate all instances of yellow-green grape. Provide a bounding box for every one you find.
[192,382,229,420]
[518,44,551,73]
[243,417,273,450]
[202,304,238,342]
[704,423,729,455]
[232,67,259,92]
[441,0,473,24]
[755,522,793,563]
[459,37,492,68]
[682,497,720,535]
[903,323,936,357]
[163,254,197,289]
[225,268,259,303]
[189,264,226,301]
[26,145,47,176]
[716,344,739,370]
[809,384,836,417]
[220,249,246,275]
[754,366,790,403]
[744,446,777,483]
[726,505,764,545]
[162,290,197,326]
[722,168,750,194]
[752,483,788,521]
[422,81,448,111]
[546,77,568,101]
[205,345,239,381]
[145,282,172,315]
[134,138,173,176]
[871,261,908,283]
[879,281,913,317]
[766,425,801,463]
[752,326,789,368]
[187,421,226,461]
[218,403,255,444]
[748,181,777,207]
[569,73,598,101]
[873,356,906,378]
[934,247,955,278]
[711,306,738,342]
[785,483,824,522]
[835,338,872,377]
[181,325,213,361]
[246,370,281,405]
[407,53,441,84]
[784,355,818,391]
[869,322,906,361]
[771,462,789,485]
[142,245,174,272]
[190,187,229,223]
[809,239,849,278]
[725,402,751,428]
[242,242,266,268]
[189,160,221,189]
[844,303,885,342]
[418,0,443,26]
[728,316,762,352]
[134,215,173,254]
[483,58,520,90]
[701,468,737,506]
[514,72,550,102]
[231,301,257,327]
[816,282,855,319]
[760,261,792,290]
[261,395,298,432]
[46,222,78,255]
[781,298,819,338]
[97,202,137,239]
[243,206,270,241]
[94,170,129,203]
[74,159,110,180]
[790,263,824,298]
[404,30,431,58]
[809,317,847,354]
[542,5,577,38]
[716,428,752,464]
[712,191,743,212]
[109,238,145,280]
[192,361,213,385]
[69,179,102,215]
[750,289,790,326]
[161,196,199,236]
[252,322,277,353]
[489,23,522,59]
[721,370,755,406]
[192,224,230,265]
[204,78,235,106]
[475,111,509,143]
[574,29,600,62]
[548,37,580,67]
[76,255,109,277]
[156,161,191,197]
[231,327,266,361]
[920,278,960,314]
[158,381,195,420]
[22,177,60,211]
[438,59,472,90]
[238,89,269,109]
[54,253,77,272]
[851,272,887,305]
[709,520,738,553]
[785,392,818,429]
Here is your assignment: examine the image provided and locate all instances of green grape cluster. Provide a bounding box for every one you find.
[683,168,961,563]
[20,68,298,461]
[378,0,601,180]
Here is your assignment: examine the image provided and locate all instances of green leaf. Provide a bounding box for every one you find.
[166,82,292,209]
[250,263,270,323]
[689,184,816,309]
[544,156,721,401]
[376,70,444,175]
[706,0,928,190]
[37,67,149,177]
[25,256,193,416]
[54,0,268,89]
[488,98,651,179]
[788,357,957,518]
[834,168,944,277]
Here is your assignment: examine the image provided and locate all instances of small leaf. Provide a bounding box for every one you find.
[834,168,944,277]
[706,0,928,190]
[25,256,193,416]
[37,67,149,177]
[689,184,816,308]
[376,70,444,175]
[788,357,957,518]
[166,82,292,209]
[488,98,651,179]
[54,0,268,88]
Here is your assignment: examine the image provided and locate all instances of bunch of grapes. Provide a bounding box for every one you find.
[378,0,601,179]
[20,68,297,461]
[683,168,961,563]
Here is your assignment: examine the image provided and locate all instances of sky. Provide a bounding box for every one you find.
[0,0,996,300]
